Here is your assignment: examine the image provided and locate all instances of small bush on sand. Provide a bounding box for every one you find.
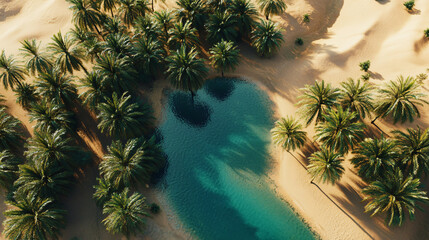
[150,203,161,214]
[361,73,370,81]
[403,0,414,11]
[303,14,310,23]
[295,38,304,45]
[424,28,429,38]
[359,60,371,72]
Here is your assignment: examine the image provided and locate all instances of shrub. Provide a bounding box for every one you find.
[295,38,304,45]
[303,14,310,23]
[150,203,161,214]
[361,73,370,81]
[416,73,428,84]
[424,28,429,38]
[359,60,371,72]
[403,0,414,11]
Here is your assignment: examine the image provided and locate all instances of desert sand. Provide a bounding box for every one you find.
[1,0,429,239]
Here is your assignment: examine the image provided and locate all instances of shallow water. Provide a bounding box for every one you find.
[158,78,315,240]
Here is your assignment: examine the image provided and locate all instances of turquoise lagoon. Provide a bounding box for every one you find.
[158,78,315,240]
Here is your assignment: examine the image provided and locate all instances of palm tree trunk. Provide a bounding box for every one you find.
[221,71,224,78]
[287,150,307,170]
[370,114,390,137]
[152,0,154,11]
[110,9,114,17]
[190,90,195,104]
[265,15,269,20]
[79,62,89,75]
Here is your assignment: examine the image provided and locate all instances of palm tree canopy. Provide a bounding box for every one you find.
[205,11,238,43]
[67,0,103,32]
[229,0,258,38]
[168,21,200,49]
[135,15,162,40]
[0,50,26,90]
[271,116,307,152]
[0,109,24,151]
[19,39,52,76]
[97,92,154,139]
[351,137,398,181]
[3,193,66,240]
[102,188,149,237]
[48,32,86,74]
[257,0,286,19]
[14,162,74,199]
[99,0,118,14]
[251,20,283,57]
[29,100,75,132]
[166,45,208,93]
[308,148,345,184]
[100,136,164,188]
[375,76,428,124]
[298,80,341,126]
[176,0,208,30]
[393,127,429,177]
[93,177,118,207]
[339,78,374,119]
[154,10,174,43]
[25,128,75,167]
[102,32,133,58]
[79,71,105,111]
[103,16,128,35]
[315,107,365,154]
[35,67,78,106]
[209,40,240,76]
[14,82,39,110]
[0,150,21,190]
[119,0,149,26]
[133,37,165,75]
[363,169,428,226]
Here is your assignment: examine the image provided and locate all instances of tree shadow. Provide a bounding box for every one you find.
[368,71,384,80]
[204,78,235,101]
[414,37,428,54]
[375,0,390,5]
[170,91,212,128]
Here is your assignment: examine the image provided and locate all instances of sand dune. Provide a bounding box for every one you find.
[1,0,429,239]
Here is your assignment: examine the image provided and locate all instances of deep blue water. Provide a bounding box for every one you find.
[158,78,315,240]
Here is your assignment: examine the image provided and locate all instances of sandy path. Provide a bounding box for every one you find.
[1,0,429,239]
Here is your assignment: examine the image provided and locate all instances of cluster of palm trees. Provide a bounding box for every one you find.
[272,76,429,226]
[0,0,291,238]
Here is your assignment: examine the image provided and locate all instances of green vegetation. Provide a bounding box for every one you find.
[271,116,307,152]
[252,20,284,57]
[295,37,304,45]
[257,0,286,20]
[308,149,344,184]
[303,14,310,23]
[403,0,415,11]
[424,28,429,38]
[209,40,240,77]
[359,60,370,72]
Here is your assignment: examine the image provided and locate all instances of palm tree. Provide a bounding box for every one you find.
[166,45,208,100]
[229,0,258,39]
[154,10,174,44]
[99,0,118,16]
[97,92,154,139]
[67,0,103,36]
[271,116,307,152]
[93,177,118,207]
[95,52,136,92]
[134,15,162,40]
[339,78,374,120]
[119,0,148,26]
[251,20,283,57]
[373,76,428,124]
[315,107,365,154]
[393,127,429,177]
[0,110,24,151]
[35,67,78,107]
[3,193,66,240]
[308,148,345,184]
[69,25,94,44]
[133,37,165,76]
[25,128,75,167]
[209,40,240,77]
[176,0,208,30]
[103,16,128,35]
[205,11,238,43]
[0,50,26,89]
[79,71,105,111]
[0,150,21,190]
[29,100,75,132]
[298,80,340,126]
[13,83,39,110]
[351,137,397,181]
[19,39,52,76]
[49,32,87,74]
[362,169,428,226]
[82,34,104,62]
[14,163,74,199]
[102,32,133,58]
[102,189,149,239]
[257,0,286,20]
[207,0,231,12]
[100,137,164,189]
[168,21,200,49]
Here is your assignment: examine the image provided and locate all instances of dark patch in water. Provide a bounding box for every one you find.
[204,78,235,101]
[170,92,212,127]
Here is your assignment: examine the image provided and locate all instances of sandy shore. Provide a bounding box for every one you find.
[1,0,429,239]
